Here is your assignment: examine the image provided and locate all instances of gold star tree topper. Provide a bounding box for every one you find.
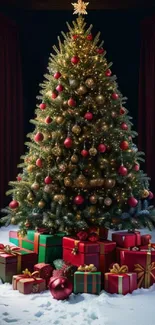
[72,0,89,15]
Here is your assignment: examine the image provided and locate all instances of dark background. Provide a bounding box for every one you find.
[0,7,154,138]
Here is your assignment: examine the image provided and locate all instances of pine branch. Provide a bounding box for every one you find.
[93,32,101,46]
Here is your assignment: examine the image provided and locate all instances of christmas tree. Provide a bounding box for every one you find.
[1,0,155,235]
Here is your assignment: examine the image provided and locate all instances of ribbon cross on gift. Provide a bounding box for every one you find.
[0,244,20,255]
[134,261,155,288]
[110,263,128,274]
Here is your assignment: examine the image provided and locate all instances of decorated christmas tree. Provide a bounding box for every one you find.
[1,0,155,235]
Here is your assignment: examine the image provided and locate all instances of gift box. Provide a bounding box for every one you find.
[99,240,116,274]
[74,271,101,294]
[12,269,39,290]
[0,245,37,283]
[63,237,99,268]
[9,230,65,264]
[141,234,152,246]
[34,263,53,287]
[119,249,155,288]
[112,231,141,248]
[17,277,46,294]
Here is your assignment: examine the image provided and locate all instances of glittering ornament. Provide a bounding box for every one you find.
[89,147,97,156]
[68,98,76,107]
[74,175,88,188]
[96,48,104,54]
[39,103,46,110]
[121,122,128,130]
[51,92,58,99]
[71,56,80,64]
[72,125,81,135]
[54,72,61,79]
[89,206,96,214]
[44,184,53,193]
[34,132,44,142]
[84,112,93,120]
[74,195,84,205]
[9,200,19,209]
[56,84,64,92]
[53,146,62,156]
[105,69,112,77]
[149,191,154,199]
[120,107,126,115]
[27,165,35,173]
[111,111,117,118]
[96,95,105,104]
[76,85,87,95]
[87,34,93,41]
[44,176,52,184]
[27,192,34,201]
[16,175,22,181]
[98,143,106,153]
[81,149,89,157]
[85,78,95,88]
[59,163,67,172]
[64,177,73,187]
[56,116,64,124]
[64,137,73,148]
[133,164,140,171]
[89,178,104,187]
[11,217,16,224]
[72,34,79,40]
[104,197,112,206]
[120,141,129,150]
[111,93,119,100]
[141,189,150,199]
[128,197,138,207]
[71,154,78,163]
[89,195,97,204]
[36,158,43,168]
[104,178,116,189]
[38,200,46,208]
[31,182,40,191]
[69,79,79,88]
[118,165,128,176]
[45,116,52,124]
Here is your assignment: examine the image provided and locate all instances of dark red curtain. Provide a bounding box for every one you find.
[0,14,23,209]
[138,15,155,193]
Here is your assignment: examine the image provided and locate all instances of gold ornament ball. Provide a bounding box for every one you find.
[69,79,80,89]
[62,100,68,108]
[89,206,97,214]
[96,95,105,105]
[31,182,40,191]
[104,178,116,189]
[141,189,150,198]
[74,175,88,188]
[71,154,79,163]
[76,85,88,95]
[27,192,34,201]
[53,146,62,156]
[72,125,81,135]
[64,177,73,187]
[89,147,97,156]
[11,217,16,225]
[38,200,46,208]
[44,185,53,193]
[27,165,35,173]
[89,195,97,204]
[104,197,112,206]
[101,124,109,132]
[56,116,64,124]
[85,78,95,88]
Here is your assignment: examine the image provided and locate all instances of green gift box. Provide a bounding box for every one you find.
[9,230,65,264]
[74,271,101,294]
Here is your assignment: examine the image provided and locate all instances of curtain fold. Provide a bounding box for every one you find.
[0,13,23,209]
[138,15,155,193]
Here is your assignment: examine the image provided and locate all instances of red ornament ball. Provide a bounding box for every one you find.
[56,84,64,92]
[49,276,73,300]
[149,191,154,199]
[121,122,128,130]
[133,164,140,171]
[105,69,112,77]
[98,143,107,153]
[84,112,93,121]
[44,176,52,184]
[9,200,19,209]
[39,103,46,110]
[36,158,43,168]
[34,132,44,142]
[112,93,119,100]
[68,98,76,107]
[128,197,138,207]
[54,72,61,79]
[64,137,73,148]
[87,34,93,41]
[71,56,80,65]
[51,92,58,99]
[16,175,22,181]
[81,149,89,157]
[120,141,129,150]
[96,48,104,54]
[74,195,84,205]
[88,233,99,242]
[77,231,88,241]
[72,35,78,40]
[118,165,128,176]
[45,116,52,124]
[120,107,126,115]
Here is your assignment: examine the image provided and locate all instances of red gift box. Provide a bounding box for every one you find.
[34,263,53,287]
[63,237,99,268]
[17,277,46,294]
[112,231,141,248]
[140,235,152,246]
[99,240,116,274]
[120,249,155,288]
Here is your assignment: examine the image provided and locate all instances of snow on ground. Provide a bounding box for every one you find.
[0,226,155,325]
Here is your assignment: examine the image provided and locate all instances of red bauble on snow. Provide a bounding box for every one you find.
[34,132,44,142]
[45,116,52,124]
[64,137,73,148]
[84,112,93,121]
[54,72,61,79]
[98,143,106,153]
[51,92,58,99]
[120,141,129,150]
[133,164,140,171]
[111,93,119,100]
[71,56,80,64]
[87,34,93,41]
[128,197,138,207]
[44,176,52,184]
[96,48,104,54]
[74,195,84,205]
[39,103,46,110]
[9,200,19,209]
[121,122,128,130]
[56,84,64,92]
[68,98,76,107]
[36,158,43,168]
[105,69,112,77]
[49,276,73,300]
[120,107,126,115]
[16,175,22,181]
[149,191,154,200]
[118,165,128,176]
[81,149,89,157]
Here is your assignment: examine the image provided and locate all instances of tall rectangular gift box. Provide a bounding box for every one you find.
[99,240,116,274]
[112,231,141,249]
[9,230,65,264]
[63,237,99,268]
[74,271,101,294]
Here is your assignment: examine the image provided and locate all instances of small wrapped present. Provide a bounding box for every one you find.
[12,268,39,290]
[141,234,152,246]
[99,240,116,274]
[112,231,141,248]
[63,237,99,268]
[0,244,37,283]
[9,230,65,264]
[119,247,155,288]
[34,263,53,287]
[17,277,46,294]
[104,263,137,295]
[74,264,101,294]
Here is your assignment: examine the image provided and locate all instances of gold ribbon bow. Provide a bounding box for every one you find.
[78,264,97,272]
[110,263,128,274]
[134,262,155,288]
[0,244,20,255]
[22,269,39,278]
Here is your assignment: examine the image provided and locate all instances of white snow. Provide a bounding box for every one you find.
[0,225,155,325]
